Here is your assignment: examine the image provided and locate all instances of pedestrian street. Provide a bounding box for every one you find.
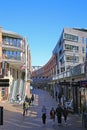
[0,89,86,130]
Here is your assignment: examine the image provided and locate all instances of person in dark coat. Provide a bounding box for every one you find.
[56,104,62,125]
[31,94,34,105]
[62,107,68,124]
[55,91,58,101]
[41,105,46,125]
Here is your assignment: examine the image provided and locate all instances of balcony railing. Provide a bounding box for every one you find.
[2,41,24,49]
[53,63,85,81]
[32,63,85,84]
[2,54,21,61]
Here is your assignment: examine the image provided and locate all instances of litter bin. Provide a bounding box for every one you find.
[0,106,3,125]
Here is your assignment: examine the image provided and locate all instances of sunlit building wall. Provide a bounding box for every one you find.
[53,28,87,74]
[0,27,31,101]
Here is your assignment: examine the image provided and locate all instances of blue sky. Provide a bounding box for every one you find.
[0,0,87,66]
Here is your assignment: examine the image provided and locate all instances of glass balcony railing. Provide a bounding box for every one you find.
[2,41,24,50]
[2,54,21,61]
[52,63,85,81]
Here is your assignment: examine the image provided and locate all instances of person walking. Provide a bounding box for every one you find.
[55,91,58,101]
[31,94,34,105]
[23,101,28,116]
[50,107,56,125]
[23,101,26,116]
[56,103,62,125]
[41,105,46,125]
[62,107,68,125]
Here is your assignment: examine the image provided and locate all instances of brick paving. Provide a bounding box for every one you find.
[0,89,86,130]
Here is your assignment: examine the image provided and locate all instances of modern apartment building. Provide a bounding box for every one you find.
[0,27,32,101]
[53,28,87,74]
[32,27,87,113]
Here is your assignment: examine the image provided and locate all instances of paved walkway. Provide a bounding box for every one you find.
[0,89,86,130]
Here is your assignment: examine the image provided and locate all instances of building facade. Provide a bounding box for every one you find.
[0,27,32,101]
[32,27,87,112]
[53,28,87,74]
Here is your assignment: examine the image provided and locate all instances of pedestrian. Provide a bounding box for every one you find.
[16,94,19,102]
[62,107,68,125]
[25,95,28,102]
[41,105,46,125]
[50,107,56,125]
[55,91,58,101]
[31,94,34,105]
[28,98,31,106]
[23,101,28,116]
[56,103,62,125]
[23,101,26,116]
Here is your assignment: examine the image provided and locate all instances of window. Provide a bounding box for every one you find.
[64,33,78,42]
[65,44,79,51]
[60,56,64,65]
[66,55,79,62]
[86,38,87,44]
[83,57,85,62]
[82,37,84,44]
[13,39,17,46]
[82,47,85,53]
[17,39,21,47]
[10,38,13,46]
[6,37,10,45]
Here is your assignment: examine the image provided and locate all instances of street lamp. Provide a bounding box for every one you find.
[24,37,31,98]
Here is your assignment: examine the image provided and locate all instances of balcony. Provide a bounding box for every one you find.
[2,54,25,68]
[2,43,24,52]
[52,63,85,81]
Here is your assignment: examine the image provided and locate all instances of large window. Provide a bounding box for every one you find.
[64,33,78,42]
[17,39,21,47]
[65,44,79,51]
[2,50,21,60]
[60,56,64,65]
[13,39,17,46]
[66,55,79,62]
[9,38,13,46]
[6,38,10,45]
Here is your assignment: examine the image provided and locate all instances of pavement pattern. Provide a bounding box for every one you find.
[0,89,86,130]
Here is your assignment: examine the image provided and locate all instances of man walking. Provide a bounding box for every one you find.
[56,104,62,125]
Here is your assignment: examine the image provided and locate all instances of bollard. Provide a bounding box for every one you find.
[0,106,3,125]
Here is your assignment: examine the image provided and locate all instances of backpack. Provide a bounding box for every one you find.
[50,110,55,118]
[52,110,55,116]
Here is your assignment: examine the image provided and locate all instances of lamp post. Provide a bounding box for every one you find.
[24,37,31,98]
[71,47,76,113]
[24,39,28,98]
